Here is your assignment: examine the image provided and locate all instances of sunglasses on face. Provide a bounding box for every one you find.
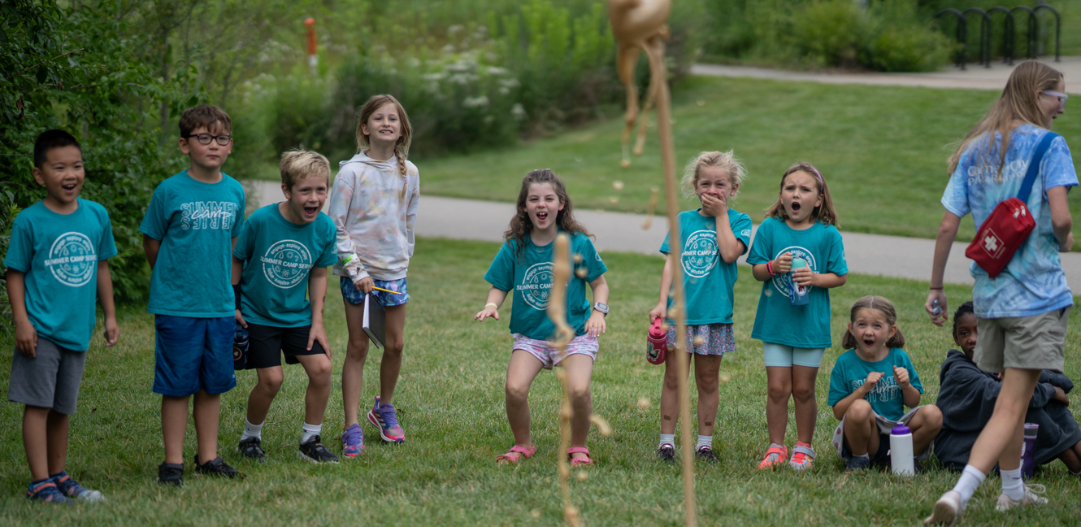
[1043,90,1069,109]
[186,133,232,146]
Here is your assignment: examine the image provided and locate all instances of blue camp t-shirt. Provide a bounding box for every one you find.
[234,204,337,327]
[942,124,1078,318]
[139,170,245,317]
[659,208,752,325]
[484,231,607,341]
[3,199,117,351]
[827,347,924,421]
[746,217,847,348]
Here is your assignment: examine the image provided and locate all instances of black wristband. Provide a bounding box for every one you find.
[233,283,242,311]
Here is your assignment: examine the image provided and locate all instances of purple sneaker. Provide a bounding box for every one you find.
[341,423,365,458]
[367,396,405,443]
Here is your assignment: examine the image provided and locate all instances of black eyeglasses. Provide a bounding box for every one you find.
[186,133,232,146]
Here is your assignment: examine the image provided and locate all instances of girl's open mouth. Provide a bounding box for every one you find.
[863,338,875,347]
[791,202,802,212]
[536,211,548,222]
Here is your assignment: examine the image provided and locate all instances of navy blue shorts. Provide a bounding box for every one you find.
[153,315,237,396]
[340,277,409,307]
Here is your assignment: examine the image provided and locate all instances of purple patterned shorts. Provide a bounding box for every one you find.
[666,323,735,356]
[512,333,598,370]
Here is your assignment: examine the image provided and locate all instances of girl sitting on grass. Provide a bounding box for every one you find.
[648,151,752,463]
[474,169,609,466]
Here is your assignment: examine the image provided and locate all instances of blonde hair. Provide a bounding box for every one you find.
[842,295,906,349]
[280,149,330,190]
[764,163,840,228]
[355,94,413,199]
[680,150,747,199]
[948,60,1063,178]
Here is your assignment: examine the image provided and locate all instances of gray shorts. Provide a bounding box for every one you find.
[976,307,1070,373]
[8,338,87,415]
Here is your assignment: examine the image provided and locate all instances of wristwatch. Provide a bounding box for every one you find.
[593,302,609,316]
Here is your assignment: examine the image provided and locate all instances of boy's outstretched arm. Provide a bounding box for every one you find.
[96,260,119,346]
[307,267,329,356]
[475,287,509,321]
[6,270,36,356]
[143,234,161,269]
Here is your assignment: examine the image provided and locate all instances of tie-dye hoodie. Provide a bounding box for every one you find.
[329,152,420,282]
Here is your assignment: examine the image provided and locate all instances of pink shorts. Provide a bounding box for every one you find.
[512,333,599,370]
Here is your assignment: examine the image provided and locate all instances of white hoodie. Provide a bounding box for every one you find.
[329,152,420,282]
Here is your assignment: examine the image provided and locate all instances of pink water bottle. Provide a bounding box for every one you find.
[646,318,667,365]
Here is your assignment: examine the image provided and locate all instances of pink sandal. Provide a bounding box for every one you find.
[496,444,536,464]
[568,446,594,466]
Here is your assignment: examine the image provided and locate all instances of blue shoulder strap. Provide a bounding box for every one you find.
[1018,131,1059,200]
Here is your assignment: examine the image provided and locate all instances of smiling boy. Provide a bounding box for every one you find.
[139,105,246,485]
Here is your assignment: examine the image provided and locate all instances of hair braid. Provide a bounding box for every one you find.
[394,144,407,200]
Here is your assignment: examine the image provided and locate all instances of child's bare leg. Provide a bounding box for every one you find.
[161,395,190,464]
[193,390,221,464]
[379,304,407,405]
[968,368,1041,473]
[46,410,69,475]
[694,354,722,437]
[842,399,879,456]
[341,300,370,427]
[907,404,943,454]
[505,350,544,447]
[296,353,333,426]
[561,354,595,457]
[792,365,819,444]
[659,353,682,435]
[23,406,50,480]
[1060,441,1081,473]
[765,366,793,445]
[246,367,284,425]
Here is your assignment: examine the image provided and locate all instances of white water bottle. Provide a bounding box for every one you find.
[890,424,915,476]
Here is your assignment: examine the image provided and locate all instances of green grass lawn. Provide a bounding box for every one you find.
[3,237,1079,525]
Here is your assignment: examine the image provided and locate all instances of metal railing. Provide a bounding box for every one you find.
[936,5,1061,69]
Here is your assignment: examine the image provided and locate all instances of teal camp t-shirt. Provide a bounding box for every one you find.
[234,204,337,327]
[747,218,847,348]
[827,347,924,421]
[3,199,117,351]
[484,231,607,341]
[659,208,752,325]
[139,170,245,317]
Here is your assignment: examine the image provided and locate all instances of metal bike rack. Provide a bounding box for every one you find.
[963,8,992,68]
[935,9,968,70]
[1011,6,1037,59]
[1034,4,1061,62]
[988,7,1015,65]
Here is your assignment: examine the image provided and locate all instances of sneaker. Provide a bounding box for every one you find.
[923,490,963,525]
[695,445,718,463]
[26,480,73,504]
[157,462,184,486]
[193,455,244,479]
[757,444,787,470]
[367,396,405,443]
[844,455,871,474]
[789,442,815,471]
[657,444,676,463]
[299,436,340,464]
[237,437,266,463]
[995,484,1048,512]
[341,423,365,458]
[52,471,104,502]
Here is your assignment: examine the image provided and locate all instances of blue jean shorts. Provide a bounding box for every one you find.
[340,277,409,307]
[153,315,237,396]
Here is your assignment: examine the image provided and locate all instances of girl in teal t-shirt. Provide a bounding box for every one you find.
[476,169,609,466]
[827,296,942,473]
[648,151,752,463]
[746,163,848,471]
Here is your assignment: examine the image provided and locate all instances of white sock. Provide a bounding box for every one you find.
[301,422,322,444]
[853,453,870,461]
[1001,466,1024,500]
[241,419,263,441]
[659,434,675,448]
[696,435,713,450]
[953,464,987,507]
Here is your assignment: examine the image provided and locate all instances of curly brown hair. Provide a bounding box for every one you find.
[764,163,840,228]
[504,169,592,262]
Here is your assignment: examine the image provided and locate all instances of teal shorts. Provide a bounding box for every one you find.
[762,342,825,368]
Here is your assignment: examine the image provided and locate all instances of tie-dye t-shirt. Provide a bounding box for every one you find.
[328,152,420,282]
[942,124,1077,318]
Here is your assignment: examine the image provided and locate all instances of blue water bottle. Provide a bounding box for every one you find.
[790,257,809,306]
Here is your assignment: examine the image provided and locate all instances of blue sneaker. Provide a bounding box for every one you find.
[367,396,405,443]
[52,471,104,502]
[341,423,365,458]
[26,480,73,505]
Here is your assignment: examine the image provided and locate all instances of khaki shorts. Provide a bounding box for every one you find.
[975,307,1070,373]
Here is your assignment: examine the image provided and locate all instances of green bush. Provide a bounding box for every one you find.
[793,0,868,68]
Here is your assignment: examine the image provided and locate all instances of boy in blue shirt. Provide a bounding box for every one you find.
[140,105,246,485]
[232,150,338,463]
[5,130,118,503]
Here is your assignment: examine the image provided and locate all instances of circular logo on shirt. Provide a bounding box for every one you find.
[261,240,313,289]
[46,232,96,287]
[519,262,554,310]
[771,246,817,298]
[681,230,718,279]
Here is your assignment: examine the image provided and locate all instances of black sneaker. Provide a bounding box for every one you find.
[844,455,871,474]
[193,455,244,479]
[238,437,266,463]
[657,444,676,463]
[695,445,718,463]
[298,436,340,464]
[158,462,184,486]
